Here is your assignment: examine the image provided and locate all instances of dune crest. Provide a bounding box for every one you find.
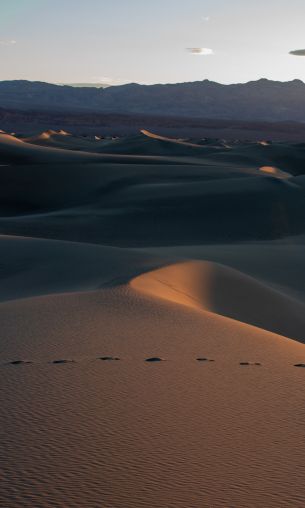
[39,129,58,139]
[26,129,71,142]
[131,260,305,342]
[140,129,203,147]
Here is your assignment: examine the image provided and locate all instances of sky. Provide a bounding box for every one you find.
[1,0,305,85]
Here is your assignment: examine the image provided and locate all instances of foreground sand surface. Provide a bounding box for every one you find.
[1,131,305,507]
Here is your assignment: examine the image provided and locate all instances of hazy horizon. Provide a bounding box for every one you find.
[1,0,305,85]
[1,76,305,88]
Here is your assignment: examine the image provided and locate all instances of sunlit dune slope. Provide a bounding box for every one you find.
[131,260,305,342]
[259,165,292,179]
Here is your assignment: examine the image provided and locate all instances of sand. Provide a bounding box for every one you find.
[1,130,305,507]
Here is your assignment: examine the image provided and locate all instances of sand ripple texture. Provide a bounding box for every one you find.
[0,287,305,508]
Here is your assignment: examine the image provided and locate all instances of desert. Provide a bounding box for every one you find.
[1,128,305,507]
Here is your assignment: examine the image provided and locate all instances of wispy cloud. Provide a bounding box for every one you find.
[202,16,210,22]
[186,47,214,56]
[289,49,305,56]
[0,39,17,46]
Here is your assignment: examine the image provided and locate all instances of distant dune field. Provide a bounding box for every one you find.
[1,130,305,508]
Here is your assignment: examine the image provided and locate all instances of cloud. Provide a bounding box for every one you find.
[0,39,17,46]
[289,49,305,56]
[186,47,214,56]
[202,16,210,22]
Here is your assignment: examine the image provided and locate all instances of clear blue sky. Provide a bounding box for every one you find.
[1,0,305,85]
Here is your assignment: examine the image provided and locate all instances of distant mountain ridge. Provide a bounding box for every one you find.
[0,79,305,122]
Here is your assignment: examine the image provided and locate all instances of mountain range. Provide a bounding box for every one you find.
[1,79,305,122]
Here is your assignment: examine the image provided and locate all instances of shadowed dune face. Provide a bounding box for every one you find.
[0,132,205,165]
[0,132,305,244]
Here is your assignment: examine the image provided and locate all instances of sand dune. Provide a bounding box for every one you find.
[0,234,167,302]
[1,131,305,507]
[0,132,207,166]
[1,269,305,508]
[0,153,304,244]
[0,133,25,145]
[27,129,71,142]
[131,260,305,342]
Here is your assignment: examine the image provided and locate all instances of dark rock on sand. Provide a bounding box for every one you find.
[99,356,120,361]
[52,359,75,364]
[145,357,165,362]
[9,360,32,365]
[240,362,261,366]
